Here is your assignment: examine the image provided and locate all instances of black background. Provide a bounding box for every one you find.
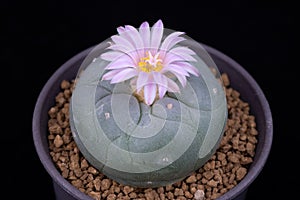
[2,0,297,199]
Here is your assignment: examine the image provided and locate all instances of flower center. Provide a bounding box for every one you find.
[138,51,163,73]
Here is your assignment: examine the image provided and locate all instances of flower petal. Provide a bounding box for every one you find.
[150,19,164,53]
[160,31,185,52]
[136,71,149,92]
[167,77,180,93]
[101,51,124,61]
[139,21,151,49]
[166,52,196,65]
[111,35,135,51]
[157,84,167,99]
[101,69,123,80]
[105,55,135,70]
[173,62,199,76]
[169,46,196,55]
[117,26,126,34]
[153,72,168,98]
[108,44,132,53]
[117,26,136,48]
[171,71,188,88]
[123,25,144,58]
[110,35,139,63]
[161,64,190,77]
[169,49,197,62]
[110,68,137,84]
[125,25,144,48]
[163,53,185,65]
[144,82,157,105]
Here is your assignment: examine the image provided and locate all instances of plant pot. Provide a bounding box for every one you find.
[32,43,273,200]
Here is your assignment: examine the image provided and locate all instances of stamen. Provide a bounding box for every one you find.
[138,51,163,73]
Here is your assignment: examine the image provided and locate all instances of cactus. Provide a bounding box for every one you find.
[70,20,227,188]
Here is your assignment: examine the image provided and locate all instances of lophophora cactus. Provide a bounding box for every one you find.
[70,20,227,188]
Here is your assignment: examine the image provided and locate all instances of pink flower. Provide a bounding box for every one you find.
[101,19,199,105]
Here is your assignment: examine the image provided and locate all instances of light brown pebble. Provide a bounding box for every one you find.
[87,166,98,175]
[228,154,240,163]
[123,185,133,195]
[211,193,222,199]
[54,135,63,147]
[49,123,63,135]
[61,80,70,89]
[203,171,214,180]
[166,192,174,199]
[221,73,230,86]
[93,177,101,191]
[129,192,137,198]
[194,190,205,200]
[186,175,197,183]
[88,191,101,200]
[190,187,197,194]
[184,191,193,199]
[145,190,159,200]
[236,167,247,181]
[157,187,164,194]
[101,179,111,191]
[80,159,89,169]
[159,193,165,200]
[107,194,117,200]
[165,185,174,191]
[174,188,184,196]
[207,179,218,188]
[71,179,83,188]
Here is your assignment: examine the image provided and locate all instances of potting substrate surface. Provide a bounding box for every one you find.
[47,73,258,200]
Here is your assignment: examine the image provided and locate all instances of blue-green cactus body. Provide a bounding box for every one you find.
[70,55,227,188]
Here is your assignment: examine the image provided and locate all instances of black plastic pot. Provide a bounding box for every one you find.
[32,43,273,200]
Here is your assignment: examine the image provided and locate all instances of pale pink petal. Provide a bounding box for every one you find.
[153,72,168,98]
[107,45,139,64]
[123,25,144,58]
[108,44,132,53]
[117,26,126,34]
[165,37,185,49]
[169,46,196,55]
[161,64,190,77]
[166,77,180,93]
[105,55,135,70]
[169,52,197,63]
[144,82,157,105]
[101,69,123,80]
[111,35,135,50]
[157,85,167,99]
[101,51,124,61]
[110,35,140,63]
[139,22,151,49]
[173,62,199,76]
[136,71,149,92]
[166,51,197,64]
[125,25,144,49]
[111,68,137,84]
[163,53,186,65]
[117,25,137,48]
[171,71,188,88]
[159,32,185,53]
[150,19,164,53]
